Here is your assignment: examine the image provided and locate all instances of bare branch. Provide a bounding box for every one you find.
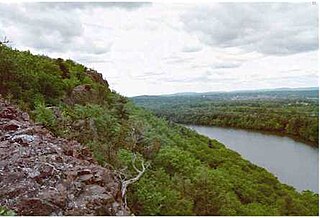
[131,153,140,172]
[117,166,129,181]
[119,153,150,208]
[0,36,10,45]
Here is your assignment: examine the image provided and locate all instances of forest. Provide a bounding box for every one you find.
[132,91,319,147]
[0,44,318,215]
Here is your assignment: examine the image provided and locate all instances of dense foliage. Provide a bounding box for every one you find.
[132,94,319,146]
[0,44,318,215]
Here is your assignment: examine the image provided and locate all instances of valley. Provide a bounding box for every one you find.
[0,44,318,216]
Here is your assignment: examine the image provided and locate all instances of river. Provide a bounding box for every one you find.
[187,125,319,193]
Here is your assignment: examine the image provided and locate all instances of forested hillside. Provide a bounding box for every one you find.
[132,92,319,146]
[0,44,318,215]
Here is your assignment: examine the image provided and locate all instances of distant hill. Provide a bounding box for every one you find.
[138,87,319,98]
[132,87,319,103]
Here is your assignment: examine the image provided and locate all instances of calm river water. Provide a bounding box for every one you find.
[187,125,319,193]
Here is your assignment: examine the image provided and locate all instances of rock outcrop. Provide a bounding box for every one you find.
[85,69,109,87]
[65,84,95,105]
[0,98,130,215]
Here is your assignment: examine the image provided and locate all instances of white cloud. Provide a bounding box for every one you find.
[182,3,318,55]
[0,2,317,97]
[0,3,112,54]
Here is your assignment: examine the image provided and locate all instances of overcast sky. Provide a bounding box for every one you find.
[0,2,318,96]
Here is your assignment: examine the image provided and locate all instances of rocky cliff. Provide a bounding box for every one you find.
[0,97,130,215]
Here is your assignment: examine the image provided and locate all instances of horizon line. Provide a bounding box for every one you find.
[129,86,319,98]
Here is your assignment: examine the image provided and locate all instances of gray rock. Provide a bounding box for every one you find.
[0,98,130,216]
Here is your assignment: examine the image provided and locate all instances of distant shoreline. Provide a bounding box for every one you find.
[182,123,319,148]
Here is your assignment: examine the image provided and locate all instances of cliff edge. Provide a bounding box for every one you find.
[0,97,130,215]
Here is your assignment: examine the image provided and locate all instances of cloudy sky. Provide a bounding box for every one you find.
[0,2,318,96]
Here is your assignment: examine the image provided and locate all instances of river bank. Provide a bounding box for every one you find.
[187,125,319,193]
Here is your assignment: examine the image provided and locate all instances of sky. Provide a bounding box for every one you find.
[0,2,318,97]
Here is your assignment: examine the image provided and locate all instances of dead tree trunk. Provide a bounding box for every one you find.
[118,153,149,208]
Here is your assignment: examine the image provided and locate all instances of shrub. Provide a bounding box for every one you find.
[33,101,56,128]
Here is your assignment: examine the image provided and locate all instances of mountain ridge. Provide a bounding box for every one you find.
[132,87,319,98]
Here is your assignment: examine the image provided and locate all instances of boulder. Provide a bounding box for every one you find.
[65,84,95,105]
